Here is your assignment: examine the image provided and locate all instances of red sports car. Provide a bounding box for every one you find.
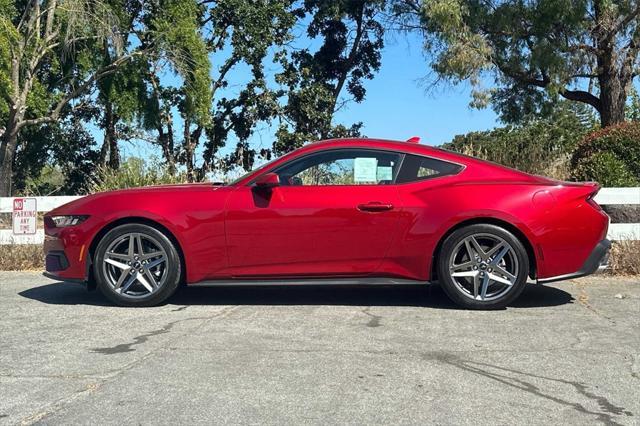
[43,138,610,309]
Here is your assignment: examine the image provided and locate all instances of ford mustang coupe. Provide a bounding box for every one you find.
[44,138,610,309]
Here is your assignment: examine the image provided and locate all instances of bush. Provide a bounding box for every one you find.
[441,104,592,179]
[609,240,640,275]
[91,157,187,192]
[0,245,43,270]
[571,122,640,186]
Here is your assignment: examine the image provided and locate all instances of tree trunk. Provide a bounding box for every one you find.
[598,77,627,127]
[103,101,120,169]
[0,107,21,196]
[184,125,202,183]
[184,120,195,183]
[159,130,176,176]
[108,133,120,169]
[0,130,18,197]
[594,4,628,128]
[99,140,109,166]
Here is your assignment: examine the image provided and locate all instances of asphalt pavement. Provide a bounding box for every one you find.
[1,271,639,425]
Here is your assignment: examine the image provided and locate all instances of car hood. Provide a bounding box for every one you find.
[48,183,230,216]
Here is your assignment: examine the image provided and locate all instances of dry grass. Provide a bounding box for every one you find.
[608,240,640,276]
[0,245,44,271]
[0,242,638,276]
[539,154,572,181]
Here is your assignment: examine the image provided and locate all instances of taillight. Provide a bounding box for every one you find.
[586,191,602,211]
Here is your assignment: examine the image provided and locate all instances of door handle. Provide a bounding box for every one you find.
[357,202,394,212]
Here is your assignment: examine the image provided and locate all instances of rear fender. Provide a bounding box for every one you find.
[430,210,539,279]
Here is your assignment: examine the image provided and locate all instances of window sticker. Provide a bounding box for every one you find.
[377,166,393,181]
[353,157,378,182]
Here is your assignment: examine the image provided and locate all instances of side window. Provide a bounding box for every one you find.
[396,154,462,183]
[274,149,402,186]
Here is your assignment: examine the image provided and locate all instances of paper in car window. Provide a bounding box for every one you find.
[354,157,378,182]
[377,166,392,181]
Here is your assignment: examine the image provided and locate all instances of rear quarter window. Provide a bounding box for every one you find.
[396,154,463,183]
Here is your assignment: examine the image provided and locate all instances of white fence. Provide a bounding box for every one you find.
[0,189,638,245]
[595,187,640,240]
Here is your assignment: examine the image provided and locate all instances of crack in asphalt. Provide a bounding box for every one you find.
[91,322,177,354]
[629,353,640,380]
[90,307,234,355]
[571,280,616,324]
[422,351,634,426]
[361,307,382,327]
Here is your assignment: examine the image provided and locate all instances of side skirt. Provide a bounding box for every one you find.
[189,277,430,287]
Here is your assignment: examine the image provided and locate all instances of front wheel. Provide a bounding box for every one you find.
[437,224,529,310]
[93,223,182,307]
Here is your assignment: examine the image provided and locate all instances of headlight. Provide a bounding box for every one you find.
[46,215,89,228]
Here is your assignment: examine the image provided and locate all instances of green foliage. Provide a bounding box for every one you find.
[395,0,640,126]
[13,116,100,195]
[203,0,299,172]
[442,104,593,178]
[141,0,298,177]
[21,166,66,196]
[571,122,640,186]
[0,0,17,117]
[99,58,148,123]
[273,0,386,155]
[627,86,640,121]
[91,157,187,192]
[151,0,212,125]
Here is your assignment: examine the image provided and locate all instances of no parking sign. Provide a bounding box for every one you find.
[12,198,37,235]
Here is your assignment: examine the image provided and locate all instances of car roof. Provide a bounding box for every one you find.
[301,138,463,162]
[304,137,428,152]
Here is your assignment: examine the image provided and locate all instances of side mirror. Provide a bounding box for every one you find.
[254,172,280,189]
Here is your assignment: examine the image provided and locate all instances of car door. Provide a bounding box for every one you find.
[224,148,404,277]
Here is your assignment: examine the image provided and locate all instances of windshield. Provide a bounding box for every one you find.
[229,156,280,186]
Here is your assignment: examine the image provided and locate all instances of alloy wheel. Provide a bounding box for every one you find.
[102,232,169,298]
[448,233,519,301]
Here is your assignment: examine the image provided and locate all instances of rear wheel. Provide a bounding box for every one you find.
[437,224,529,309]
[94,223,181,307]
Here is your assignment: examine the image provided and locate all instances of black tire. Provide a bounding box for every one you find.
[93,223,182,307]
[437,224,529,310]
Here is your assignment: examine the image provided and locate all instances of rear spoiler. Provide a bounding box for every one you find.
[559,181,601,202]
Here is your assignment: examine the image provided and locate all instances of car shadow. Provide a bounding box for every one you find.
[18,281,574,310]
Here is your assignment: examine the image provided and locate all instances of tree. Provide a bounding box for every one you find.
[394,0,640,127]
[0,0,211,195]
[138,0,297,180]
[93,0,147,170]
[0,0,137,196]
[193,0,296,179]
[273,0,387,155]
[12,110,100,195]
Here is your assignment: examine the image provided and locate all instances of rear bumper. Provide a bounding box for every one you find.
[538,239,611,284]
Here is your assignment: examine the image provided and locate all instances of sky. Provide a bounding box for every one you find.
[242,31,502,151]
[331,32,500,146]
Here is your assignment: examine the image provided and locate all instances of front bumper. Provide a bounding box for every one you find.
[45,250,69,272]
[538,239,611,284]
[43,225,95,284]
